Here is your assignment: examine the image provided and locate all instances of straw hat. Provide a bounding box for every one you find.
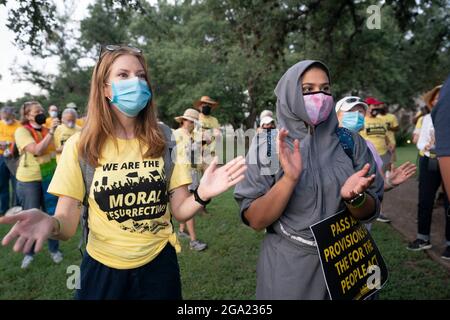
[193,96,219,109]
[174,108,200,123]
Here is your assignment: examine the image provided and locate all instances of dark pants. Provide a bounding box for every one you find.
[0,156,17,213]
[417,156,450,242]
[76,244,182,300]
[16,180,59,254]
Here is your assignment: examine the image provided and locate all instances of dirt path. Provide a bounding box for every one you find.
[381,178,450,270]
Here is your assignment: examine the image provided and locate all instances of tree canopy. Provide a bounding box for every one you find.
[2,0,449,129]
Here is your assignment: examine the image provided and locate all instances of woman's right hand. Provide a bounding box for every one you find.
[0,209,54,253]
[278,128,302,183]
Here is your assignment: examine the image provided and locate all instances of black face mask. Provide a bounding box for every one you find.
[370,109,382,117]
[34,113,46,125]
[201,105,212,115]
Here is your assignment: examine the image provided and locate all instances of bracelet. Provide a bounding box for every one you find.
[345,192,367,209]
[193,187,211,207]
[51,216,61,237]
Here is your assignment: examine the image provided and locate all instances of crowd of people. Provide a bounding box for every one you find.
[0,45,449,300]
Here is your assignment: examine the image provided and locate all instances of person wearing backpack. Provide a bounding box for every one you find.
[0,45,246,299]
[234,60,384,299]
[12,101,62,269]
[335,96,416,193]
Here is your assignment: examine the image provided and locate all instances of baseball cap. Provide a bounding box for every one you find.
[335,96,368,113]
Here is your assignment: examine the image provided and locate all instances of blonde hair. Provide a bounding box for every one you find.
[78,48,165,167]
[20,101,42,125]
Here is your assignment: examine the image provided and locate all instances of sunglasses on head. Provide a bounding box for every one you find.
[345,97,363,104]
[98,44,142,61]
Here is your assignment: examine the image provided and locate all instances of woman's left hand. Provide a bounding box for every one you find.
[197,156,247,200]
[341,163,376,201]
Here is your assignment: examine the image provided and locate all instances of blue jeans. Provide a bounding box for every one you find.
[16,180,59,254]
[0,156,17,213]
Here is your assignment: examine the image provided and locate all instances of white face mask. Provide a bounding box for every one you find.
[49,111,58,118]
[66,121,75,129]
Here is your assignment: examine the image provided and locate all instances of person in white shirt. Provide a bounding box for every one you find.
[407,85,450,256]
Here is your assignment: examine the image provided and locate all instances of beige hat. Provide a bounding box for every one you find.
[175,108,200,123]
[193,96,219,109]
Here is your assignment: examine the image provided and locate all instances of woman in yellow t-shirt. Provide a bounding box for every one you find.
[0,46,246,300]
[13,101,62,269]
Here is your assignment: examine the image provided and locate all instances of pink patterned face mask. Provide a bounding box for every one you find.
[303,92,334,125]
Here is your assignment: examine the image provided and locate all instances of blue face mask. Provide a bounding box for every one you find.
[109,77,151,117]
[341,111,365,132]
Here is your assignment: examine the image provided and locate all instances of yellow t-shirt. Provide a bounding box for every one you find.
[199,114,220,129]
[76,118,85,127]
[0,120,21,156]
[53,124,81,162]
[360,116,389,155]
[197,114,220,158]
[14,126,54,182]
[48,133,192,269]
[379,113,399,147]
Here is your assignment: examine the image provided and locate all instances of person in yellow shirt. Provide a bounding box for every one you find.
[194,95,221,161]
[173,108,207,251]
[0,45,246,299]
[53,108,82,162]
[12,101,61,269]
[360,97,391,172]
[44,104,59,129]
[378,105,399,170]
[0,106,21,214]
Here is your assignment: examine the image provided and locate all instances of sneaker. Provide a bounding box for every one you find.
[21,255,34,269]
[407,239,432,251]
[50,251,63,264]
[189,240,207,251]
[441,246,450,260]
[376,214,391,223]
[177,230,190,239]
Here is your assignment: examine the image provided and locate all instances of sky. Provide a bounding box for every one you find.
[0,0,95,103]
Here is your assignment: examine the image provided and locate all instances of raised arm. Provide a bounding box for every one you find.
[243,128,302,231]
[170,156,247,222]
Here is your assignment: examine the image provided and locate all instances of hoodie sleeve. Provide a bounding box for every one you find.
[351,131,384,224]
[234,131,277,225]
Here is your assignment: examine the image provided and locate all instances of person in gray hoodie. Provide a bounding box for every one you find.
[234,60,384,299]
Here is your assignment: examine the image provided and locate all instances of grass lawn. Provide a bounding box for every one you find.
[0,144,448,299]
[395,143,419,167]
